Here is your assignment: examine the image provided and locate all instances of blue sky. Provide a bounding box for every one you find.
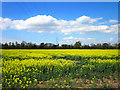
[1,2,118,45]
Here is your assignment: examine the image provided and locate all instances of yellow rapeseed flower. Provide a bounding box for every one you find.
[55,84,58,87]
[64,80,66,83]
[26,81,29,84]
[26,84,28,87]
[91,81,93,84]
[34,79,37,82]
[19,80,22,84]
[29,81,31,84]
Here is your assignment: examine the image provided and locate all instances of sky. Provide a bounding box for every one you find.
[1,2,119,45]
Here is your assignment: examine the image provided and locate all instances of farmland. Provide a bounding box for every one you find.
[2,49,120,88]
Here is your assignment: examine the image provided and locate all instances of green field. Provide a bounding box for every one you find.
[2,49,120,88]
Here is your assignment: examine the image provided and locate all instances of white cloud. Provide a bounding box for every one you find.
[105,24,118,34]
[109,20,118,23]
[107,37,118,44]
[99,20,118,25]
[61,36,118,45]
[62,36,96,44]
[0,15,118,35]
[99,21,107,24]
[0,17,12,30]
[10,15,58,33]
[63,36,74,40]
[64,32,71,35]
[76,16,102,24]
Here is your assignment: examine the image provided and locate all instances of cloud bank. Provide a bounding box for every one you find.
[60,36,117,44]
[62,36,96,44]
[0,15,118,34]
[109,20,118,23]
[59,36,95,44]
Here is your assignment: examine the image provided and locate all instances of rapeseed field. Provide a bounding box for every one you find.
[2,49,120,88]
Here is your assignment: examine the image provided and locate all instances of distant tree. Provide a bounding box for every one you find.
[3,43,9,49]
[8,42,12,48]
[15,41,20,49]
[96,43,102,49]
[82,44,90,49]
[68,45,73,49]
[9,42,11,46]
[61,44,69,49]
[74,41,81,49]
[26,42,33,49]
[11,42,15,48]
[119,43,120,49]
[44,43,54,49]
[52,44,59,49]
[15,41,18,45]
[22,41,27,45]
[48,43,54,48]
[44,43,48,49]
[102,43,110,49]
[91,43,96,49]
[32,44,37,49]
[0,43,1,49]
[21,41,27,49]
[40,43,44,49]
[114,43,118,49]
[1,40,119,49]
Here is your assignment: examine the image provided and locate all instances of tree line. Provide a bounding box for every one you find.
[0,41,120,49]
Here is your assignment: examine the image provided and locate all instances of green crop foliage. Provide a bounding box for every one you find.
[2,49,119,88]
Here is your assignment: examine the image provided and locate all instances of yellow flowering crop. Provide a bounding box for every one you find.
[2,49,119,88]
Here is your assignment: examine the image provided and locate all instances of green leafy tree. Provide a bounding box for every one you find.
[102,43,109,49]
[61,44,69,49]
[74,41,81,49]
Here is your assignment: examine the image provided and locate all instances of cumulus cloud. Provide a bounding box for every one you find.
[61,36,96,44]
[107,37,118,44]
[0,17,12,30]
[76,16,102,24]
[109,20,118,23]
[105,24,118,34]
[63,36,95,41]
[10,15,58,33]
[0,15,118,34]
[99,21,107,24]
[61,36,118,45]
[99,19,118,25]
